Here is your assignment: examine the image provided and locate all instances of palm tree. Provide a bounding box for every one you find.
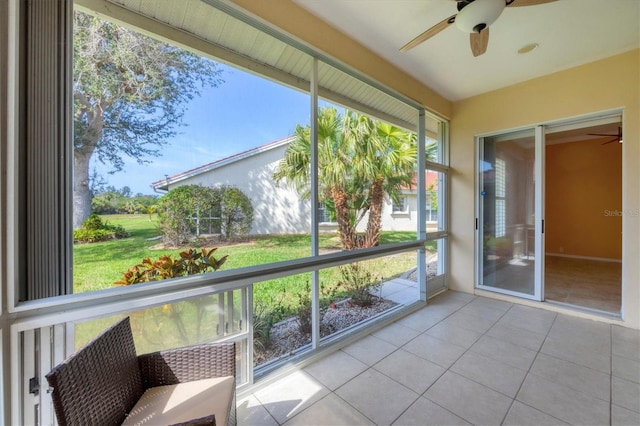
[273,107,417,249]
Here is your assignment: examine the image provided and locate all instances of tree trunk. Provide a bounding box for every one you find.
[362,178,385,248]
[73,152,93,228]
[330,186,358,250]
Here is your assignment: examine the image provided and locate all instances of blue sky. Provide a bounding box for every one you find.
[93,64,312,195]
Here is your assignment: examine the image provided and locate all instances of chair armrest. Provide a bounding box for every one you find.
[138,342,236,388]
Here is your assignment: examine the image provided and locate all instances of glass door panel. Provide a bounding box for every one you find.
[478,128,540,299]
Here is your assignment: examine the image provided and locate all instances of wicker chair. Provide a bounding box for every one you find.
[45,317,237,426]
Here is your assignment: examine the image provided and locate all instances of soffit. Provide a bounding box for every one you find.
[87,0,439,134]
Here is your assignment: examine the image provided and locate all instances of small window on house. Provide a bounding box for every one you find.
[318,201,336,223]
[392,196,408,213]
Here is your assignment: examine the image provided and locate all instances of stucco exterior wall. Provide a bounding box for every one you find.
[167,144,422,235]
[168,144,311,235]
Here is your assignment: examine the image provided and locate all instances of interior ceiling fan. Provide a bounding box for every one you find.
[400,0,557,57]
[589,126,623,145]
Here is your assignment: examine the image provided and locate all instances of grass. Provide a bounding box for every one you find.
[73,215,433,350]
[74,214,424,293]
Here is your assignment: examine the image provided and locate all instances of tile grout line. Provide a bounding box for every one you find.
[498,309,568,426]
[384,294,480,425]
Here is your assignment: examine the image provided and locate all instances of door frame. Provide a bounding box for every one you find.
[474,109,624,308]
[475,125,544,301]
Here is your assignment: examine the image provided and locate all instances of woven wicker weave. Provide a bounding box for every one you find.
[45,317,236,426]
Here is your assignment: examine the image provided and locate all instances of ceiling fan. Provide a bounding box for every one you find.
[400,0,557,57]
[588,126,623,145]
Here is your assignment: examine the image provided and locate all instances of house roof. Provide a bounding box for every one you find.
[151,136,295,191]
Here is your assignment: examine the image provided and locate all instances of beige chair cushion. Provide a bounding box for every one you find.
[122,376,235,426]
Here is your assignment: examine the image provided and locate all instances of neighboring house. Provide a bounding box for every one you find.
[151,136,309,235]
[151,137,439,235]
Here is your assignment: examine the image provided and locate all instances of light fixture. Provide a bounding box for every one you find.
[456,0,506,33]
[518,43,539,54]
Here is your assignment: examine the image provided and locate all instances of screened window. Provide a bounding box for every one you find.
[392,197,408,213]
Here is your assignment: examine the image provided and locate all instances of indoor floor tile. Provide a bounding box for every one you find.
[541,335,611,373]
[470,334,538,371]
[516,372,610,425]
[237,394,279,426]
[252,370,330,424]
[392,396,471,426]
[485,322,546,352]
[612,354,640,383]
[237,291,639,426]
[282,393,374,426]
[425,321,482,349]
[529,353,611,401]
[451,350,528,397]
[402,333,466,369]
[373,348,445,394]
[612,404,640,426]
[612,376,640,413]
[394,307,449,332]
[341,334,397,366]
[336,368,419,426]
[440,310,498,334]
[612,325,640,361]
[502,401,570,426]
[304,350,368,391]
[498,304,557,335]
[372,321,421,347]
[424,371,513,425]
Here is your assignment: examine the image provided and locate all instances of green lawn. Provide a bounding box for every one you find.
[73,214,433,351]
[74,215,428,323]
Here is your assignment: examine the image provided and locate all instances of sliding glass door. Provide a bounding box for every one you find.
[477,127,544,300]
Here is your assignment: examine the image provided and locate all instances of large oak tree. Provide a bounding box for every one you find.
[73,11,223,228]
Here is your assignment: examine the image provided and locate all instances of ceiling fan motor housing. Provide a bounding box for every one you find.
[456,0,506,33]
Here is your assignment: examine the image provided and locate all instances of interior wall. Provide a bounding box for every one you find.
[546,138,622,260]
[451,49,639,329]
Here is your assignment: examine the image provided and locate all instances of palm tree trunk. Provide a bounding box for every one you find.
[331,186,358,250]
[363,178,385,248]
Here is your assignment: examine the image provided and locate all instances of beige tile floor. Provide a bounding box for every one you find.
[237,291,640,426]
[545,256,622,314]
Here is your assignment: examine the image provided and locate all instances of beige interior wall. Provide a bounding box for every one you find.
[450,50,640,328]
[546,138,623,260]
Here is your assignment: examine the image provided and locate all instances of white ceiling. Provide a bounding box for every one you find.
[293,0,640,101]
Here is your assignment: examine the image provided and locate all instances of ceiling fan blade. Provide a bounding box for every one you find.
[400,14,457,52]
[589,127,623,138]
[470,28,489,57]
[506,0,558,7]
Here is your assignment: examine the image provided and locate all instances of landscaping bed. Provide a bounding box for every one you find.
[254,296,397,366]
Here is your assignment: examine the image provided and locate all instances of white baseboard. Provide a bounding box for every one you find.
[545,253,622,263]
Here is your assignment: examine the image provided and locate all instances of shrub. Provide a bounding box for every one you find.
[157,184,253,247]
[114,247,228,284]
[336,263,381,307]
[73,214,129,243]
[114,248,229,346]
[253,302,275,351]
[295,283,313,335]
[220,186,253,239]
